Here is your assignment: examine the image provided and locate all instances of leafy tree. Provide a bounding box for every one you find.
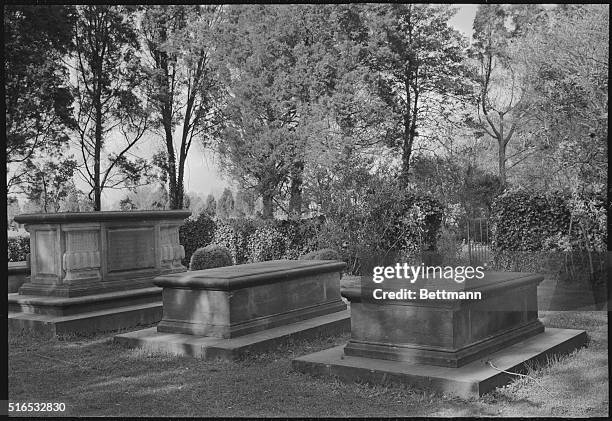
[60,185,94,212]
[216,188,235,219]
[7,196,21,230]
[234,188,256,218]
[470,4,546,188]
[5,5,76,192]
[363,4,471,185]
[71,5,149,210]
[204,193,217,216]
[21,149,78,213]
[139,5,224,209]
[118,185,169,210]
[185,191,205,215]
[513,4,608,194]
[217,5,365,219]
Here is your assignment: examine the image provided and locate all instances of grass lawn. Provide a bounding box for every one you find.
[8,311,608,417]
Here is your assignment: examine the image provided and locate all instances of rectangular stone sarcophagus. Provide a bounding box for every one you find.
[154,260,347,338]
[9,210,191,335]
[292,270,587,398]
[342,272,545,368]
[12,210,191,298]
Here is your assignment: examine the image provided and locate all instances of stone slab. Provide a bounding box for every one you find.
[344,272,544,367]
[8,261,30,293]
[9,302,162,336]
[8,287,162,316]
[292,327,587,399]
[114,310,350,360]
[14,210,190,297]
[155,260,346,338]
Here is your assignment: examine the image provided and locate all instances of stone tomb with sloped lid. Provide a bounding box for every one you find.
[115,259,350,359]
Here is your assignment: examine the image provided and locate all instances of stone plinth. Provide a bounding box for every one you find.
[344,272,544,368]
[13,210,191,297]
[8,261,30,293]
[9,210,191,335]
[293,271,587,397]
[115,260,351,359]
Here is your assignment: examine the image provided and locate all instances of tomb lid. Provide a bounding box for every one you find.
[14,210,192,224]
[154,259,346,290]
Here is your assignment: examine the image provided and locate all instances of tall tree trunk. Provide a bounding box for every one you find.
[164,124,179,209]
[498,139,507,189]
[176,172,184,209]
[262,191,274,219]
[497,117,507,189]
[93,87,102,211]
[288,160,303,219]
[399,77,415,187]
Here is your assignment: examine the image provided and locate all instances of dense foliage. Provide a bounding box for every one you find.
[8,234,30,262]
[491,188,606,253]
[300,248,341,261]
[179,213,216,266]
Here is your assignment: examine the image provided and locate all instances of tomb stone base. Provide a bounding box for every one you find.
[115,310,349,360]
[8,288,163,336]
[292,327,587,398]
[116,260,350,358]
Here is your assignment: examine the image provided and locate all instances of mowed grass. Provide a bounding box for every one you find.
[8,311,608,417]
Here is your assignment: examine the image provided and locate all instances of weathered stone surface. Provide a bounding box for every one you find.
[343,272,544,367]
[10,210,190,335]
[115,310,349,360]
[292,328,587,398]
[9,301,162,336]
[294,271,587,396]
[155,260,347,338]
[13,210,191,297]
[8,261,29,293]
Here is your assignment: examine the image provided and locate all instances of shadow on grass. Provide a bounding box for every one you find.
[9,311,609,417]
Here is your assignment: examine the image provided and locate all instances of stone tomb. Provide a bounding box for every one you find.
[115,260,350,360]
[292,272,587,398]
[9,210,191,335]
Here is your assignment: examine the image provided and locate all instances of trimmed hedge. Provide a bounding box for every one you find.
[213,218,258,264]
[491,188,607,286]
[8,235,30,262]
[189,244,233,270]
[492,250,607,286]
[491,188,606,253]
[179,212,216,266]
[491,189,570,252]
[213,218,320,264]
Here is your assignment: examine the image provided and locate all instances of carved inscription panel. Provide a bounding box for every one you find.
[107,228,156,272]
[35,230,57,275]
[67,230,99,252]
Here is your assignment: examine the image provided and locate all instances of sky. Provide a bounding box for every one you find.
[95,5,479,208]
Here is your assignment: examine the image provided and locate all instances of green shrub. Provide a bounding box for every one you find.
[8,234,30,262]
[300,248,341,260]
[246,221,286,262]
[492,250,607,286]
[189,244,233,270]
[213,218,258,264]
[491,188,606,253]
[179,212,216,266]
[435,226,464,266]
[491,188,570,252]
[276,218,320,260]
